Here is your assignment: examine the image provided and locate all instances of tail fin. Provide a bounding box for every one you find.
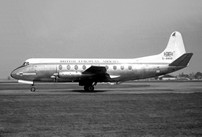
[134,31,192,64]
[159,31,186,63]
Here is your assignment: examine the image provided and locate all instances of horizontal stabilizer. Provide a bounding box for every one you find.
[169,53,193,67]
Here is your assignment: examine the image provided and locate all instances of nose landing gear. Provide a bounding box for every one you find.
[30,84,36,92]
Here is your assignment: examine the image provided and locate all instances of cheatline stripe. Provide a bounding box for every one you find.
[22,73,36,76]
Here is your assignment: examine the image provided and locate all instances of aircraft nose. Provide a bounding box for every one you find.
[10,69,18,79]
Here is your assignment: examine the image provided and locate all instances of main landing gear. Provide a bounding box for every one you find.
[84,85,94,92]
[80,82,97,92]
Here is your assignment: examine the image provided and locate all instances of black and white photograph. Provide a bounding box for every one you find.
[0,0,202,136]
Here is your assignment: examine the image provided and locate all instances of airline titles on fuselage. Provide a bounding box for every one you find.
[60,59,119,64]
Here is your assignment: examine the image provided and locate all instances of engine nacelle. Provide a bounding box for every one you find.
[58,71,82,78]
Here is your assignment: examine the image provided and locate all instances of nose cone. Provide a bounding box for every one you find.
[10,70,16,79]
[10,69,19,79]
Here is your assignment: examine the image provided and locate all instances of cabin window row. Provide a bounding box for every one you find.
[59,65,133,71]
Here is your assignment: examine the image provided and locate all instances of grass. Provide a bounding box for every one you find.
[0,93,202,137]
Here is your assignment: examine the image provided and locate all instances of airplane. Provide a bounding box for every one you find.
[10,31,193,92]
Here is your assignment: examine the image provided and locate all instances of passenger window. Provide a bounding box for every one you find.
[82,65,86,70]
[113,66,117,70]
[59,65,62,70]
[105,66,109,70]
[121,66,124,70]
[128,66,132,70]
[74,65,78,70]
[67,65,70,70]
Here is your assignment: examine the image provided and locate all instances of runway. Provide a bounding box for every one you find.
[0,81,202,94]
[0,81,202,136]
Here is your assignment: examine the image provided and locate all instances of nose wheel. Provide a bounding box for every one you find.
[30,87,36,92]
[30,84,36,92]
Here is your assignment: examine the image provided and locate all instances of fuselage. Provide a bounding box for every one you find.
[11,58,182,83]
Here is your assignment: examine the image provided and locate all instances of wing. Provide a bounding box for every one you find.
[82,66,110,82]
[83,66,106,74]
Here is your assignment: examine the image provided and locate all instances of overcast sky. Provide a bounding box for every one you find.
[0,0,202,78]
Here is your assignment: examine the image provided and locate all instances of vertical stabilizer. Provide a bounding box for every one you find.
[160,31,186,63]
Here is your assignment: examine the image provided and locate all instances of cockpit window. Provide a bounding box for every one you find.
[23,62,29,66]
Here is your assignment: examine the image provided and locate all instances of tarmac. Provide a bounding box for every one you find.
[0,81,202,94]
[0,81,202,136]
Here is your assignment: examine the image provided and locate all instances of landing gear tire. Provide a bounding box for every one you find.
[30,87,36,92]
[84,85,94,92]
